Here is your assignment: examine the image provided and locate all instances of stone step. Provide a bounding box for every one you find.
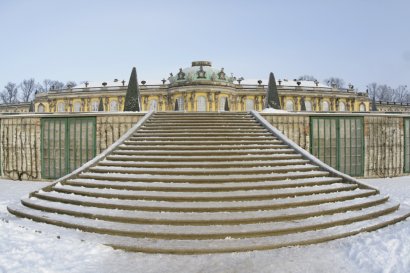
[128,136,277,141]
[117,144,289,151]
[21,195,389,226]
[99,208,410,254]
[88,164,319,176]
[142,124,263,129]
[77,170,330,183]
[32,188,378,212]
[97,159,310,168]
[133,132,272,137]
[51,183,357,202]
[138,128,269,133]
[7,201,399,241]
[148,118,255,123]
[123,139,282,145]
[64,176,343,192]
[112,148,296,156]
[105,153,304,162]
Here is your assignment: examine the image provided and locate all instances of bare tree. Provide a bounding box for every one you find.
[324,77,345,88]
[367,82,378,99]
[19,78,38,102]
[298,75,317,81]
[65,81,77,88]
[393,85,409,103]
[38,79,53,93]
[51,80,65,91]
[377,84,394,102]
[0,82,19,104]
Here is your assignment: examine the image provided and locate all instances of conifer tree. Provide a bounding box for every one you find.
[174,99,179,111]
[224,97,229,111]
[265,72,281,109]
[300,97,306,111]
[124,67,141,111]
[98,97,104,111]
[372,94,378,111]
[29,101,35,112]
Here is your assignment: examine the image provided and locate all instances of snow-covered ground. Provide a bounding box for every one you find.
[0,177,409,273]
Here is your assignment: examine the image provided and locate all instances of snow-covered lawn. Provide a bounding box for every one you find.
[0,177,409,273]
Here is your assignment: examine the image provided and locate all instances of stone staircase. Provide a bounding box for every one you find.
[7,112,410,254]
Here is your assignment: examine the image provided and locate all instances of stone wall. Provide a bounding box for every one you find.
[0,112,146,180]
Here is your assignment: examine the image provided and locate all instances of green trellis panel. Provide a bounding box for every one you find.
[405,118,410,173]
[41,117,96,179]
[310,116,364,177]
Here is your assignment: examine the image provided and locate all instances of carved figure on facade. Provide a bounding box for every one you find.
[218,68,226,80]
[177,68,185,80]
[197,65,206,79]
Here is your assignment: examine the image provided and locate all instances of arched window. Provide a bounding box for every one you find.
[339,101,346,112]
[57,102,65,112]
[245,99,254,111]
[110,100,118,112]
[322,101,329,112]
[305,100,312,111]
[149,100,158,111]
[37,104,45,113]
[285,100,294,111]
[176,97,184,111]
[197,96,207,111]
[74,102,81,112]
[91,101,99,112]
[359,103,366,112]
[219,97,228,111]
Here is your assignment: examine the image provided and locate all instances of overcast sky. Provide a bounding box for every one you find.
[0,0,409,91]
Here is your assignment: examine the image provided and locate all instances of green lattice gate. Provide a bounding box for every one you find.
[310,117,364,176]
[405,118,410,173]
[41,117,96,179]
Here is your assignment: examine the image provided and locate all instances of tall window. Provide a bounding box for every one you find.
[74,102,81,112]
[322,101,329,112]
[37,104,45,113]
[57,102,65,112]
[219,97,228,111]
[149,100,158,111]
[197,96,206,111]
[339,101,346,112]
[359,103,366,112]
[110,100,118,112]
[176,97,184,111]
[305,100,312,111]
[91,101,99,112]
[285,100,294,111]
[245,99,254,111]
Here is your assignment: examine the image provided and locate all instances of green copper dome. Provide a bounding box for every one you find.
[168,61,235,86]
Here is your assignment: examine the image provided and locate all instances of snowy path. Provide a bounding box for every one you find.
[0,177,409,273]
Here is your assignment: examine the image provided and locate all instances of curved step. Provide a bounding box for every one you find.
[7,201,400,240]
[105,153,303,162]
[32,188,378,212]
[118,144,289,151]
[77,170,331,183]
[113,148,296,156]
[51,183,358,202]
[21,195,389,225]
[63,176,343,192]
[97,158,310,168]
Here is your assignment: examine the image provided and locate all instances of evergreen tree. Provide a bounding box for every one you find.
[224,97,229,111]
[372,94,378,111]
[29,101,35,112]
[175,99,179,111]
[124,67,141,111]
[98,97,104,111]
[265,72,281,109]
[300,97,306,111]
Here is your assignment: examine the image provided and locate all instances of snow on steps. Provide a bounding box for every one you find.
[7,111,410,254]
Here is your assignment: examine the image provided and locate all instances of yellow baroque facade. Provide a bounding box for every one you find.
[34,61,370,113]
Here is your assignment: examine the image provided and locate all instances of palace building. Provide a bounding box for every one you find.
[34,61,371,113]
